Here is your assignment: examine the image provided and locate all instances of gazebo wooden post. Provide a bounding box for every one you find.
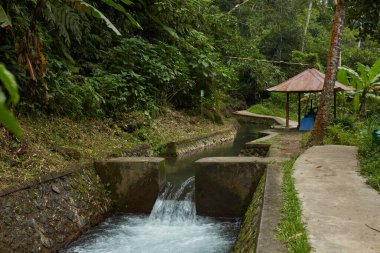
[286,93,290,129]
[267,69,354,130]
[334,90,337,119]
[298,93,301,128]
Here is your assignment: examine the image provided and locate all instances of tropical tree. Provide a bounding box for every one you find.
[338,58,380,117]
[308,0,346,146]
[0,0,138,105]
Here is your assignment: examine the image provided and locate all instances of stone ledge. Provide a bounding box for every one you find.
[233,111,283,126]
[195,157,271,217]
[233,110,298,128]
[101,157,165,163]
[256,164,287,253]
[195,156,288,164]
[164,126,237,157]
[0,144,158,198]
[94,157,166,213]
[252,130,279,143]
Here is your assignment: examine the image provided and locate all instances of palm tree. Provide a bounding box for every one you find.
[338,58,380,117]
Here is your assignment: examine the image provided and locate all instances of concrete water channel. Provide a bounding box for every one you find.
[63,124,265,253]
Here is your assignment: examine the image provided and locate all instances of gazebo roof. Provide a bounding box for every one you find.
[267,68,355,93]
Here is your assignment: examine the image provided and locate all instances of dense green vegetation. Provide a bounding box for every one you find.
[1,0,378,123]
[338,58,380,117]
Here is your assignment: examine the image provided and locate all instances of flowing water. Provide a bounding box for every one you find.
[63,124,261,253]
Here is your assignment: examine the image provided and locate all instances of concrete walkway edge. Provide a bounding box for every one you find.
[293,145,380,253]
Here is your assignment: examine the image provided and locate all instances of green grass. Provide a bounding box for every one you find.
[277,158,312,253]
[358,146,380,192]
[248,103,298,121]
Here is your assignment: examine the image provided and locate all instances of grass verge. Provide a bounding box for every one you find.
[322,120,380,193]
[277,158,312,253]
[248,104,298,121]
[301,115,380,193]
[358,146,380,192]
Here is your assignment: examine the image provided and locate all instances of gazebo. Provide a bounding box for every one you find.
[267,68,354,129]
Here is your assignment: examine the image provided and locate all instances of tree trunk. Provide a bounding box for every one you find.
[301,0,313,52]
[308,0,346,146]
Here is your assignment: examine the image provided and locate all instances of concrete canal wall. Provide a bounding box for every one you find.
[0,165,111,252]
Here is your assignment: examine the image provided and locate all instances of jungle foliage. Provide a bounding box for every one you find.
[0,0,379,122]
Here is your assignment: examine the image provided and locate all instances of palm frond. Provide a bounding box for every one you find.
[65,0,121,35]
[0,5,12,28]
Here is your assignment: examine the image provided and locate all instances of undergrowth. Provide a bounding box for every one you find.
[248,93,299,121]
[324,115,380,192]
[277,157,312,253]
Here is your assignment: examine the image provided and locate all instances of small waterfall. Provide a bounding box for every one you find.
[149,176,196,223]
[63,124,261,252]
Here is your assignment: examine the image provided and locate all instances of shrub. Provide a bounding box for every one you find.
[103,37,194,110]
[48,73,103,118]
[330,113,356,130]
[325,124,359,146]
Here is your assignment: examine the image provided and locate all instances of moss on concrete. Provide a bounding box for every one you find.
[233,173,266,253]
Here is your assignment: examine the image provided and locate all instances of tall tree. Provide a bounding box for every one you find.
[301,0,313,52]
[308,0,346,146]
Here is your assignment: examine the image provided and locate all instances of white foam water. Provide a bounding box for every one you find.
[63,124,262,253]
[64,176,241,253]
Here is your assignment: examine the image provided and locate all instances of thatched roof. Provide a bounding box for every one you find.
[267,68,355,93]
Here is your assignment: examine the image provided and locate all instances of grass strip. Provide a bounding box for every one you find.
[277,158,312,253]
[358,147,380,192]
[248,104,298,121]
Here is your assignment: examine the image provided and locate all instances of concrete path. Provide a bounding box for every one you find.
[233,110,298,128]
[294,145,380,253]
[257,164,287,253]
[257,130,303,253]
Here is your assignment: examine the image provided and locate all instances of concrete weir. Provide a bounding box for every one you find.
[94,157,166,213]
[195,157,285,217]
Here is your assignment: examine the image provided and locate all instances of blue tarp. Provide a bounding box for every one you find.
[299,115,315,131]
